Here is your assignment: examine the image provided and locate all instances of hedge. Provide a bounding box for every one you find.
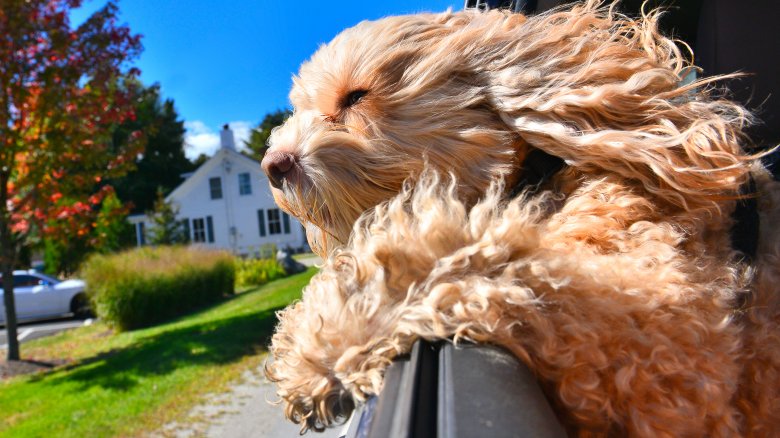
[80,246,235,331]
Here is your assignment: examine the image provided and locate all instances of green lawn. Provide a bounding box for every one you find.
[0,268,316,438]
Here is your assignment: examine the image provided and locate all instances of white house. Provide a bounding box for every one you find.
[128,125,308,257]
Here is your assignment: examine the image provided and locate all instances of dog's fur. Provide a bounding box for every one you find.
[264,2,780,436]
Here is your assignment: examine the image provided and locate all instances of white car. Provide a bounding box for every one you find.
[0,270,91,324]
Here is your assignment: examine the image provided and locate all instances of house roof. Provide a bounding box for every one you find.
[166,148,268,203]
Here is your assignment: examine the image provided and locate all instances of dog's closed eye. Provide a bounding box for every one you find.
[342,89,368,108]
[325,90,368,123]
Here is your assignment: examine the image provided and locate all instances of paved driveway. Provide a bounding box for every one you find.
[159,366,345,438]
[0,318,93,350]
[296,254,323,267]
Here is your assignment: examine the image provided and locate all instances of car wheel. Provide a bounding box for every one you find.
[70,293,93,319]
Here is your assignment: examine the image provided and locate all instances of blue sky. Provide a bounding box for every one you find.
[71,0,459,159]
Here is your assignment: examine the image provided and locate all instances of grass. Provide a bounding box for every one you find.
[0,268,317,438]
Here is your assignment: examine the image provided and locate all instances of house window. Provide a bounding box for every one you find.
[238,172,252,195]
[192,218,206,242]
[191,217,214,243]
[268,208,282,235]
[209,177,223,199]
[257,209,266,237]
[261,209,290,236]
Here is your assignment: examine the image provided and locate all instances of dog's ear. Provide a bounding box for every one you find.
[469,3,757,212]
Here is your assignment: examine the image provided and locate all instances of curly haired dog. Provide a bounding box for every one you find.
[262,2,780,436]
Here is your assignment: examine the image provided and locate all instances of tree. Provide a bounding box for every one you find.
[245,109,292,160]
[42,189,133,276]
[111,84,195,213]
[0,0,142,361]
[93,190,135,253]
[147,188,188,245]
[41,85,191,274]
[192,153,209,168]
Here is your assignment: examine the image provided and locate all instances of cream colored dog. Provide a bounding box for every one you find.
[262,2,780,436]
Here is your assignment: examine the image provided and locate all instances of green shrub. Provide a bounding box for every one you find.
[80,246,235,331]
[235,257,287,288]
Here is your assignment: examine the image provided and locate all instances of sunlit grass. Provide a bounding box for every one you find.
[0,268,316,438]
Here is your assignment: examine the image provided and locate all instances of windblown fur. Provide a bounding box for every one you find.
[264,1,780,436]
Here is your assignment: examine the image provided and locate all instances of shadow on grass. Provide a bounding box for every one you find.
[29,304,285,391]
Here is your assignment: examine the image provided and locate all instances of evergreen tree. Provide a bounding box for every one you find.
[112,85,195,213]
[192,153,210,168]
[245,109,292,160]
[93,191,135,253]
[147,189,188,245]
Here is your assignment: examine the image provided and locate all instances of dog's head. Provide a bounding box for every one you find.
[262,12,525,254]
[263,2,753,256]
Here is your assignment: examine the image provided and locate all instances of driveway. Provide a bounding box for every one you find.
[157,257,342,437]
[0,318,93,350]
[295,254,323,267]
[159,365,345,438]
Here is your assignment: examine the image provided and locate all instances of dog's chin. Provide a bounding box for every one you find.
[303,222,339,257]
[270,180,343,256]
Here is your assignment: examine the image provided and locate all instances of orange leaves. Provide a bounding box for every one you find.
[10,220,30,234]
[0,0,142,249]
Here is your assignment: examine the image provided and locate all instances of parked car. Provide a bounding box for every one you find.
[0,270,91,324]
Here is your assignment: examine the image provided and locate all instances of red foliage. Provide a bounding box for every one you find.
[0,0,143,254]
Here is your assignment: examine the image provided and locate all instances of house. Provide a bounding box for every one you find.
[128,125,308,257]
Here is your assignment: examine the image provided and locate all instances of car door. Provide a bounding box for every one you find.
[31,276,64,317]
[12,275,44,320]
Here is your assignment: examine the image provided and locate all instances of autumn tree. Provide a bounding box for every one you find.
[43,189,133,276]
[0,0,143,361]
[245,109,292,160]
[43,84,192,274]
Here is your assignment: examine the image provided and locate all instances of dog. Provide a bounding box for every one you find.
[262,2,780,436]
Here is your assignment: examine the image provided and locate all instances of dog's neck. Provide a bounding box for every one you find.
[506,147,760,263]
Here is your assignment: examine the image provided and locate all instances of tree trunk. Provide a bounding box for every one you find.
[2,255,20,361]
[0,166,20,361]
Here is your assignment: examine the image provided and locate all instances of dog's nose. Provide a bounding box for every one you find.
[262,151,298,189]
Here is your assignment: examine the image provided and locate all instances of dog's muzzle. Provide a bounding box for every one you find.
[262,151,299,189]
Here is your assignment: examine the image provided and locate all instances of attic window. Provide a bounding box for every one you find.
[209,177,223,200]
